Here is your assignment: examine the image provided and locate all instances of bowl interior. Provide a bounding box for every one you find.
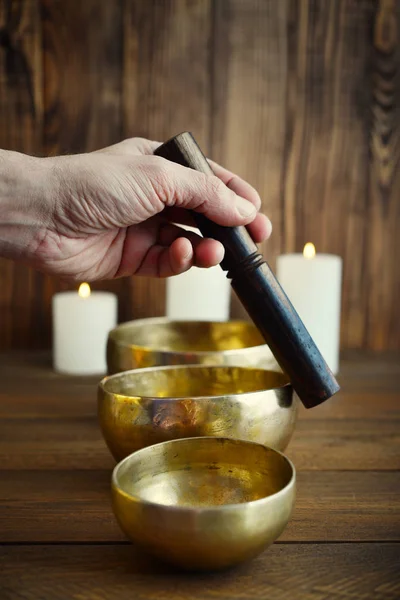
[113,437,294,509]
[109,319,266,353]
[101,365,289,399]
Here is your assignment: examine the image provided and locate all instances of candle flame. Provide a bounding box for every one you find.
[303,243,316,259]
[78,282,91,298]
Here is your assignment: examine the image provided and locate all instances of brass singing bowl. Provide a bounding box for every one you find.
[98,365,297,461]
[106,318,277,374]
[112,436,296,571]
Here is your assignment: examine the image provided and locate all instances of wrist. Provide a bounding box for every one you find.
[0,150,54,262]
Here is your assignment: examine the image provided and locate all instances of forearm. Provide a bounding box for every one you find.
[0,150,53,262]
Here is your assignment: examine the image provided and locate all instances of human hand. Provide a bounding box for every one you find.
[0,138,272,281]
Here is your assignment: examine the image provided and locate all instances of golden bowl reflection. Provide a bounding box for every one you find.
[112,437,296,571]
[98,365,297,461]
[106,318,277,374]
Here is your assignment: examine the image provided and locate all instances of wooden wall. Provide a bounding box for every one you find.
[0,0,399,351]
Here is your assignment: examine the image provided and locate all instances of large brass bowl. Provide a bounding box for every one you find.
[106,318,277,374]
[112,436,296,571]
[98,365,298,461]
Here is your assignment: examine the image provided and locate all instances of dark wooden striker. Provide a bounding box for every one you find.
[155,132,340,408]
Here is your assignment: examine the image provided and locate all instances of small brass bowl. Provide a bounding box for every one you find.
[106,318,277,374]
[98,365,297,461]
[112,436,296,571]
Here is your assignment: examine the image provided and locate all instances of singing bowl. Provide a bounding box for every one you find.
[106,318,278,375]
[98,365,298,461]
[112,437,296,571]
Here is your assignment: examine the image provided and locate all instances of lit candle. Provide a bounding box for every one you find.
[52,283,117,375]
[276,244,342,374]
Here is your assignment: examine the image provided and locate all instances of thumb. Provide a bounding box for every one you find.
[145,156,257,226]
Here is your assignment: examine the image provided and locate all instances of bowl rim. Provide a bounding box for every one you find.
[99,364,292,401]
[107,317,269,356]
[111,436,296,513]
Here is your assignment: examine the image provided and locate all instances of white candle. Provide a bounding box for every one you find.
[52,283,117,375]
[166,265,231,321]
[165,224,231,321]
[276,244,342,374]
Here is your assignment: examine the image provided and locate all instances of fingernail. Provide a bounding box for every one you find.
[181,239,193,260]
[215,242,225,264]
[235,195,256,219]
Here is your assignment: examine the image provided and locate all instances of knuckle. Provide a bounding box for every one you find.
[114,137,152,155]
[146,155,170,181]
[142,156,173,202]
[128,137,158,155]
[128,137,147,150]
[117,138,138,151]
[207,176,228,200]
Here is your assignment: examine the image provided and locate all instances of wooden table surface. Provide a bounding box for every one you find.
[0,352,399,599]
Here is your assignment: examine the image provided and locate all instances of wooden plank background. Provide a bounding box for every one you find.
[0,0,399,351]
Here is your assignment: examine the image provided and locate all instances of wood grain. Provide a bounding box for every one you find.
[0,351,399,472]
[0,0,42,349]
[0,0,42,153]
[123,0,212,320]
[0,0,128,350]
[1,469,399,543]
[211,0,289,320]
[0,0,399,352]
[36,0,128,347]
[3,383,398,420]
[42,0,122,155]
[0,544,399,600]
[0,352,399,597]
[1,349,399,419]
[282,0,375,350]
[1,415,399,472]
[366,0,400,351]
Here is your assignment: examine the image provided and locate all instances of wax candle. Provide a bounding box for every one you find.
[276,244,342,374]
[52,283,117,375]
[165,224,231,321]
[166,265,231,321]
